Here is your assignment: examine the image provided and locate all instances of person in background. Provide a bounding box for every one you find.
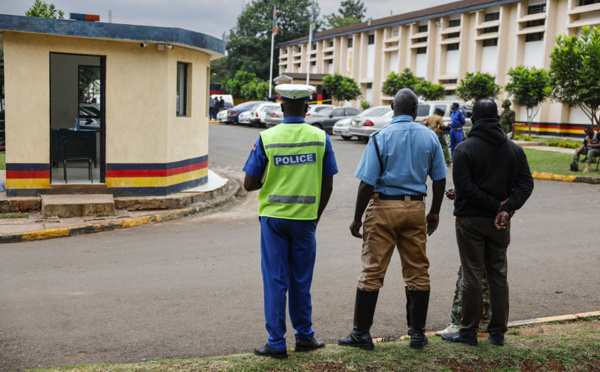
[427,107,451,166]
[572,127,600,173]
[243,84,338,359]
[500,100,516,139]
[449,103,465,160]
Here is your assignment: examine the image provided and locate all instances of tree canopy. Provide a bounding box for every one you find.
[381,69,420,97]
[456,72,500,102]
[416,80,446,101]
[325,0,366,29]
[25,0,64,18]
[323,73,361,102]
[225,0,320,81]
[505,65,551,136]
[550,26,600,129]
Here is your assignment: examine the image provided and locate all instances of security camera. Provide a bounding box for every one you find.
[166,44,174,50]
[140,42,148,48]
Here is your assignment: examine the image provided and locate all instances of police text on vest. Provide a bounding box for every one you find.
[273,153,316,166]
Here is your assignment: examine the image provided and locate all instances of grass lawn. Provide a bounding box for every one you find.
[523,148,600,178]
[0,153,4,170]
[33,317,600,372]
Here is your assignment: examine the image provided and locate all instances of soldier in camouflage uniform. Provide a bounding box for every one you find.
[500,100,516,139]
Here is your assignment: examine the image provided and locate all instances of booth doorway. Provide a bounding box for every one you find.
[49,53,105,184]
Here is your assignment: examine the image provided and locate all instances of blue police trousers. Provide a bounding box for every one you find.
[260,217,317,351]
[450,129,463,158]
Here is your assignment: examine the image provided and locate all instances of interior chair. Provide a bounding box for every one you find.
[62,134,93,183]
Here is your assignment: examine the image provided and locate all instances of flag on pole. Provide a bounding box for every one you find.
[273,9,278,35]
[311,10,316,40]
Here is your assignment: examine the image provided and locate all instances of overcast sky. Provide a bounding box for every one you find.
[2,0,448,39]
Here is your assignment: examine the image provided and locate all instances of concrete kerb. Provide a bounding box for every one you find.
[0,177,246,244]
[532,172,600,184]
[374,310,600,343]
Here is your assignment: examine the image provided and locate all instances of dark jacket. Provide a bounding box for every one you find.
[453,118,534,218]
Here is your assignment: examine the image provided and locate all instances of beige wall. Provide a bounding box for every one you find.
[4,32,210,167]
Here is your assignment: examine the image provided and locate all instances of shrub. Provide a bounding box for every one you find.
[547,140,580,149]
[360,100,371,110]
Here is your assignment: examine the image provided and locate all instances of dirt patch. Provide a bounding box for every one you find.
[519,358,566,371]
[440,360,501,372]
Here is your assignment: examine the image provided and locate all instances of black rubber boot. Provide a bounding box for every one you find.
[406,287,430,349]
[338,288,379,350]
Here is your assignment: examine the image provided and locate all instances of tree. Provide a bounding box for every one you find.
[225,0,320,81]
[416,80,446,101]
[255,82,272,100]
[225,70,259,97]
[505,65,552,136]
[25,0,64,18]
[210,57,229,85]
[381,69,420,97]
[326,0,366,29]
[456,72,501,102]
[323,73,361,102]
[550,26,600,130]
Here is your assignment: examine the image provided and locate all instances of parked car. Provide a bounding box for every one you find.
[347,106,394,141]
[265,106,284,128]
[238,110,253,125]
[332,117,354,140]
[305,107,361,133]
[78,104,101,130]
[305,104,335,117]
[227,101,263,125]
[217,109,228,123]
[417,101,473,143]
[248,102,280,128]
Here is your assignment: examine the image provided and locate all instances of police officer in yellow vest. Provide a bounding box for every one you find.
[243,84,338,359]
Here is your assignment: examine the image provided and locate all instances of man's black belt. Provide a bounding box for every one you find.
[378,194,424,200]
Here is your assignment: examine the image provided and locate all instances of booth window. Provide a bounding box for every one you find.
[177,62,189,116]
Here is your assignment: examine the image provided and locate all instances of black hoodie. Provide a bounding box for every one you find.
[452,118,534,218]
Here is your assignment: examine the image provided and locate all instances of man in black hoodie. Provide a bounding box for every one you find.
[442,99,533,347]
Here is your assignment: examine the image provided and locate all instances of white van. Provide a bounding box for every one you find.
[210,94,234,106]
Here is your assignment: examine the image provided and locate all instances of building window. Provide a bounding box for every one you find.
[348,37,353,48]
[176,62,188,117]
[525,32,544,42]
[483,38,498,47]
[526,19,545,27]
[368,34,375,45]
[448,32,460,38]
[416,47,427,54]
[392,27,399,37]
[528,4,547,14]
[580,0,600,4]
[485,12,500,22]
[449,19,461,27]
[311,61,316,66]
[483,26,499,33]
[447,43,459,51]
[418,25,428,33]
[417,37,427,43]
[297,46,302,53]
[312,43,317,50]
[329,40,334,47]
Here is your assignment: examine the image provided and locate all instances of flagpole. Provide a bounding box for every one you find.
[268,4,276,98]
[306,21,312,85]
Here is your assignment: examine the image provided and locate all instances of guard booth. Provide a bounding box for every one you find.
[0,14,224,197]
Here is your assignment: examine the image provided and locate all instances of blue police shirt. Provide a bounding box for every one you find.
[354,114,447,196]
[451,109,465,130]
[243,116,339,179]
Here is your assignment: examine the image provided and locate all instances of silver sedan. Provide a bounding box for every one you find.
[347,106,393,142]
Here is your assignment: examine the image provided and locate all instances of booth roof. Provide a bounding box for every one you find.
[0,14,225,58]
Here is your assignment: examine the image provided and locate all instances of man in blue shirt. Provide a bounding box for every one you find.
[450,102,466,159]
[338,88,446,351]
[243,84,338,359]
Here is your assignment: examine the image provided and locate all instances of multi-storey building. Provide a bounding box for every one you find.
[276,0,600,136]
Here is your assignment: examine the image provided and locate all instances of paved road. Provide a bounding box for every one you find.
[1,123,599,371]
